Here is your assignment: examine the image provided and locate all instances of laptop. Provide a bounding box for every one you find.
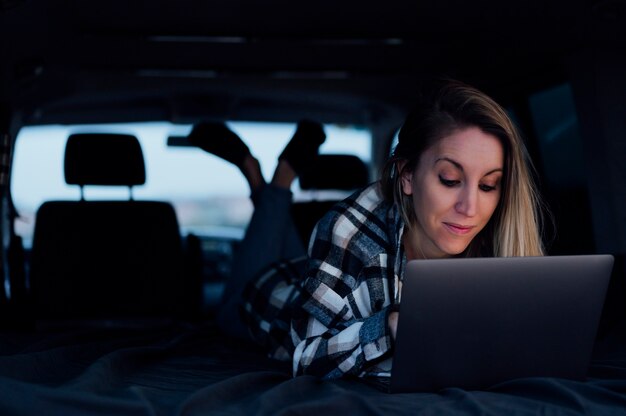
[388,255,613,392]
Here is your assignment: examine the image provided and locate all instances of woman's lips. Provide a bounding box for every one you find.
[443,222,475,235]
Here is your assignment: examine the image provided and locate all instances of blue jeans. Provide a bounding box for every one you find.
[216,185,306,340]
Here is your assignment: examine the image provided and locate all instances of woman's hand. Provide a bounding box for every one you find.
[388,311,399,340]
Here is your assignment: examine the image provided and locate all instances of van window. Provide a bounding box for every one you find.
[528,83,586,188]
[11,122,372,247]
[527,82,594,254]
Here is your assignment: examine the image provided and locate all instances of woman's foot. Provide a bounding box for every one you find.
[188,122,250,167]
[188,122,265,191]
[272,120,326,188]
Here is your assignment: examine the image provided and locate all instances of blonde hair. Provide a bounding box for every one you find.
[381,80,546,257]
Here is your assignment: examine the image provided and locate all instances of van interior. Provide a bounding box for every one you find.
[1,0,626,414]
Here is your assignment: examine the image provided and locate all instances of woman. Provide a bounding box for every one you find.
[190,79,546,381]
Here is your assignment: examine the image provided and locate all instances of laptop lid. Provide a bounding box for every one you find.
[390,255,614,393]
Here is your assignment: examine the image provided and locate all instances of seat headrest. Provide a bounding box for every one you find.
[64,133,146,186]
[299,154,369,191]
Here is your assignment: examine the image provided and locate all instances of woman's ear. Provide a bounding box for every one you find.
[398,160,413,196]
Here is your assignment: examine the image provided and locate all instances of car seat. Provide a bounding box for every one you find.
[29,133,194,320]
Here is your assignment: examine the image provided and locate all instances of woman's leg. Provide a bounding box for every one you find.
[188,121,325,339]
[220,182,306,305]
[226,124,327,294]
[216,181,306,340]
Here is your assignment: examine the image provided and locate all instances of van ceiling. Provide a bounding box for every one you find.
[1,0,625,125]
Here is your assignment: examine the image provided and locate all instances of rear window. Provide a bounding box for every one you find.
[11,121,372,247]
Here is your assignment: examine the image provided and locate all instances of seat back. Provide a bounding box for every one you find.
[291,154,369,245]
[30,133,192,320]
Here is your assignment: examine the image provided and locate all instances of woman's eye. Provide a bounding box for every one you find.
[479,184,497,192]
[439,175,460,187]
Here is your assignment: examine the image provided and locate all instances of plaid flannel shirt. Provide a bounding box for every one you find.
[242,182,406,379]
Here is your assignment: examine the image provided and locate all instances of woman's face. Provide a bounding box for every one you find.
[401,126,504,259]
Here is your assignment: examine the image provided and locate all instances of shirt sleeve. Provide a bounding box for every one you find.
[290,209,395,379]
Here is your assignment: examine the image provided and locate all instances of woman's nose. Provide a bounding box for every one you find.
[455,187,477,217]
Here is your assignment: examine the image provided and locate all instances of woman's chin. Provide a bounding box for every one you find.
[436,241,471,257]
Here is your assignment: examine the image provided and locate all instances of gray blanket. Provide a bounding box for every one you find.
[1,322,625,415]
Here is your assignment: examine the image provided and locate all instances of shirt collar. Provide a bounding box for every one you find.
[386,197,406,281]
